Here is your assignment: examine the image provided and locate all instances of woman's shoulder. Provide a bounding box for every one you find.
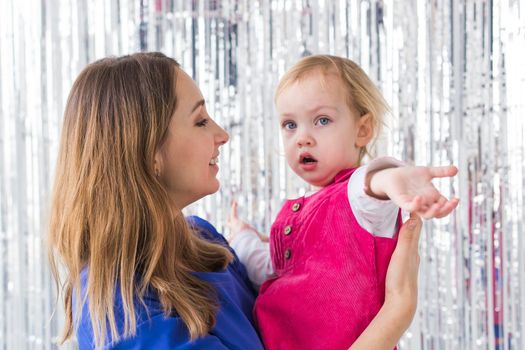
[187,215,226,243]
[77,269,234,349]
[75,217,257,348]
[76,270,166,348]
[186,215,257,295]
[186,215,214,230]
[77,306,232,349]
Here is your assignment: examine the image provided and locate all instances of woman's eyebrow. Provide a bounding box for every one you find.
[191,99,205,113]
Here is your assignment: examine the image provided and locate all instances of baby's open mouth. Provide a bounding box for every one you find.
[300,153,318,164]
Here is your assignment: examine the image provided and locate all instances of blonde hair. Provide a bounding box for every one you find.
[47,52,232,348]
[275,54,389,162]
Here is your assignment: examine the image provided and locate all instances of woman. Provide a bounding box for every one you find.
[48,52,421,349]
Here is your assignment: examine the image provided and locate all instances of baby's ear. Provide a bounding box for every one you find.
[355,113,374,147]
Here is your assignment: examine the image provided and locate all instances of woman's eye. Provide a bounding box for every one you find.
[196,119,209,127]
[282,121,297,130]
[317,117,330,126]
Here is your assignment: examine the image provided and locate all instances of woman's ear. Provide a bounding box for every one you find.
[153,151,163,177]
[355,113,374,148]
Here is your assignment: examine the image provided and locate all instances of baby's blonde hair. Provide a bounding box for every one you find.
[275,55,389,162]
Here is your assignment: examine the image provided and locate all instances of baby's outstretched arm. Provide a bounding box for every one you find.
[366,160,459,219]
[348,158,403,237]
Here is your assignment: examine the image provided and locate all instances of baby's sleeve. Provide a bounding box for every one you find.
[348,157,405,238]
[229,229,274,289]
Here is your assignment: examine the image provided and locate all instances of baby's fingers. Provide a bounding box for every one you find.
[418,197,459,219]
[433,197,460,218]
[429,165,458,179]
[231,200,239,216]
[227,200,239,223]
[418,198,446,219]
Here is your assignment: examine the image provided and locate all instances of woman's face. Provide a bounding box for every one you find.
[155,69,229,209]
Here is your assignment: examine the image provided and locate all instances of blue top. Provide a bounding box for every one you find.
[75,216,264,349]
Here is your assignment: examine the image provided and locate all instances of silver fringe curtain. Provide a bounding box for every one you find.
[1,1,524,349]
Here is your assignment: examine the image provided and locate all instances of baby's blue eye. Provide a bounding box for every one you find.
[283,121,297,130]
[317,117,330,126]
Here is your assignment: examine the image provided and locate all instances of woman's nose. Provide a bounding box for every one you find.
[217,125,229,145]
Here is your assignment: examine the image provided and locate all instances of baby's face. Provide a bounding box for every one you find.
[276,70,366,187]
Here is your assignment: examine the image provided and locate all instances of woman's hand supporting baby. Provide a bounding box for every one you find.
[349,213,422,350]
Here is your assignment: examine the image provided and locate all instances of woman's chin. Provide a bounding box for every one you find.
[202,179,221,197]
[177,179,221,208]
[209,179,221,194]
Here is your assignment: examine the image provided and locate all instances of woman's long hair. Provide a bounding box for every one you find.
[47,52,232,348]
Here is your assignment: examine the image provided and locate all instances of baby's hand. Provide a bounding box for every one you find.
[369,165,459,219]
[226,201,268,242]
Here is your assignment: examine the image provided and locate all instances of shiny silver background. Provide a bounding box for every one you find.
[1,1,524,349]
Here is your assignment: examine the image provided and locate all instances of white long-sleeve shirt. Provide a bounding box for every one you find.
[229,157,404,288]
